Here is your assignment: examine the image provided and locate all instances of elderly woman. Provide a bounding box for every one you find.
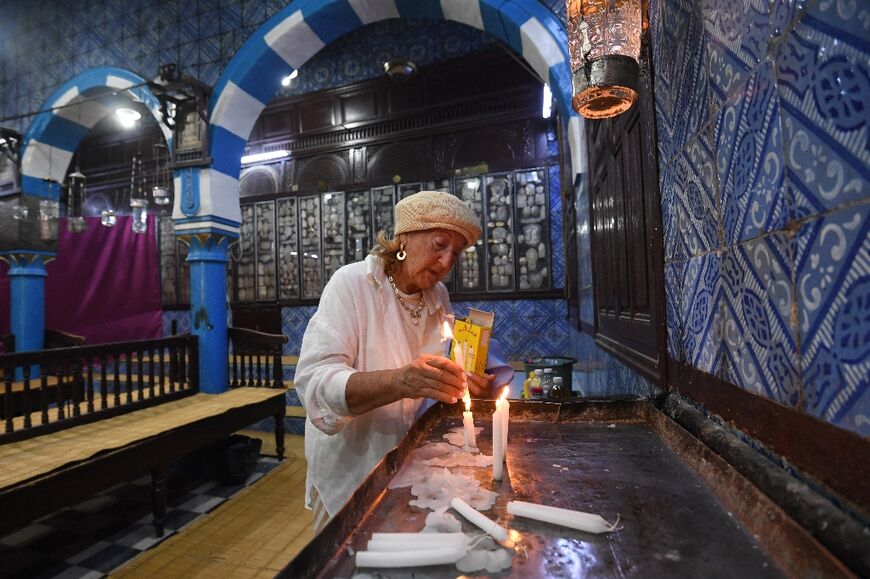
[295,191,496,531]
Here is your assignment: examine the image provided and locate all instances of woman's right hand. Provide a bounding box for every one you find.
[393,354,466,404]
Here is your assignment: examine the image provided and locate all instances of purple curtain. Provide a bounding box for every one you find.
[0,215,162,345]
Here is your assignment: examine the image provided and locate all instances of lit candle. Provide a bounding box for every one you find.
[450,497,508,543]
[506,500,620,534]
[356,546,467,568]
[492,401,504,481]
[496,386,509,453]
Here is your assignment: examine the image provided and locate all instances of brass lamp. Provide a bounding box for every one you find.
[130,152,147,234]
[567,0,642,119]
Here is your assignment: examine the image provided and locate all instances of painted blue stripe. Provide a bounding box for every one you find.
[174,215,241,228]
[493,2,527,56]
[210,126,248,180]
[39,115,91,152]
[236,45,289,106]
[302,0,363,45]
[394,0,444,20]
[20,176,60,199]
[479,1,508,41]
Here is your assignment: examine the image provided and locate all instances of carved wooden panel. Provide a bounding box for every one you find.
[341,91,378,124]
[239,165,281,198]
[367,141,427,183]
[587,41,665,383]
[298,98,335,132]
[295,154,350,191]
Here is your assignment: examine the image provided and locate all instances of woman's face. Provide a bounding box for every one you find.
[397,229,468,292]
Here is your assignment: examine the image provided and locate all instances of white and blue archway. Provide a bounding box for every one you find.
[19,66,171,199]
[182,0,587,393]
[6,67,170,357]
[196,0,585,235]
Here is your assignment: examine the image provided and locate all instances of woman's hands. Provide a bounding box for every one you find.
[467,371,496,398]
[393,354,466,404]
[392,354,498,403]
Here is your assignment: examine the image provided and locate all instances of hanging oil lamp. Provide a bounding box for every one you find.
[152,143,171,207]
[567,0,642,119]
[67,167,87,233]
[100,208,117,227]
[39,181,60,241]
[130,151,147,234]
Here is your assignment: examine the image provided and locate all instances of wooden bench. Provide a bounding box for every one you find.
[0,332,287,538]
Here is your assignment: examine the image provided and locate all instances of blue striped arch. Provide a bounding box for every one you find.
[20,67,172,199]
[207,0,582,209]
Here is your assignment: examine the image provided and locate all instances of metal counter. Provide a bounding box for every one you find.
[281,399,847,578]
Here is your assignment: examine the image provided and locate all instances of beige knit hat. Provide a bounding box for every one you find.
[394,191,482,246]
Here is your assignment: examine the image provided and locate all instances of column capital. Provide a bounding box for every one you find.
[0,250,55,275]
[180,231,234,263]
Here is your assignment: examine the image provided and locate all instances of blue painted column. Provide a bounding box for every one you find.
[1,251,53,354]
[184,233,232,394]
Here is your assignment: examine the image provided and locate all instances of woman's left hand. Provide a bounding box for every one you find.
[466,371,496,398]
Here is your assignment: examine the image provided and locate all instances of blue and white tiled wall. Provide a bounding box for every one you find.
[650,0,869,437]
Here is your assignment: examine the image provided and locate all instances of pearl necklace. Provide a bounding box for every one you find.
[386,273,425,325]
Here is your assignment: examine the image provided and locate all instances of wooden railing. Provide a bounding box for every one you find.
[228,327,288,389]
[0,334,198,443]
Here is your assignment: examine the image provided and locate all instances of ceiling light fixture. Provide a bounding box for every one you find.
[281,69,299,86]
[115,107,142,128]
[241,150,289,164]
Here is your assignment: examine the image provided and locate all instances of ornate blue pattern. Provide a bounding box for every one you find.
[281,305,318,356]
[714,62,786,244]
[796,203,869,435]
[652,0,869,437]
[775,1,870,219]
[548,165,564,289]
[720,234,798,405]
[682,252,724,374]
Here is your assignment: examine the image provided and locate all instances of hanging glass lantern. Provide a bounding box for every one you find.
[39,198,59,241]
[100,208,117,227]
[567,0,642,119]
[152,143,172,206]
[67,167,87,233]
[130,152,148,234]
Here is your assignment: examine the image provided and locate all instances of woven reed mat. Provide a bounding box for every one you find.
[0,388,284,490]
[113,435,313,578]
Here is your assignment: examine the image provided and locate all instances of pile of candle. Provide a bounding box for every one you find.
[492,386,510,480]
[356,532,471,568]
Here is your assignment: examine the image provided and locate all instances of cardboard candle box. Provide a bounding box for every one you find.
[451,308,495,376]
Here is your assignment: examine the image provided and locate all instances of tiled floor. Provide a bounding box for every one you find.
[0,452,280,579]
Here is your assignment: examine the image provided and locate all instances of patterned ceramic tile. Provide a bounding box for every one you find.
[658,0,710,158]
[775,2,870,219]
[703,0,771,109]
[682,251,724,374]
[720,233,798,405]
[665,260,686,360]
[796,203,870,436]
[671,140,720,258]
[281,306,317,355]
[162,310,190,336]
[548,165,564,289]
[714,61,787,244]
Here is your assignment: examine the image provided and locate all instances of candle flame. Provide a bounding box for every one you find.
[499,386,509,401]
[441,320,453,342]
[463,391,471,411]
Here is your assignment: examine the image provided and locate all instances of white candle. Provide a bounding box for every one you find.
[506,500,619,534]
[450,497,508,542]
[492,398,505,481]
[462,393,476,448]
[369,532,470,546]
[356,546,466,568]
[366,533,470,551]
[496,386,509,453]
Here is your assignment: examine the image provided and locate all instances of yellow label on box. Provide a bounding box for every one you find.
[451,308,494,376]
